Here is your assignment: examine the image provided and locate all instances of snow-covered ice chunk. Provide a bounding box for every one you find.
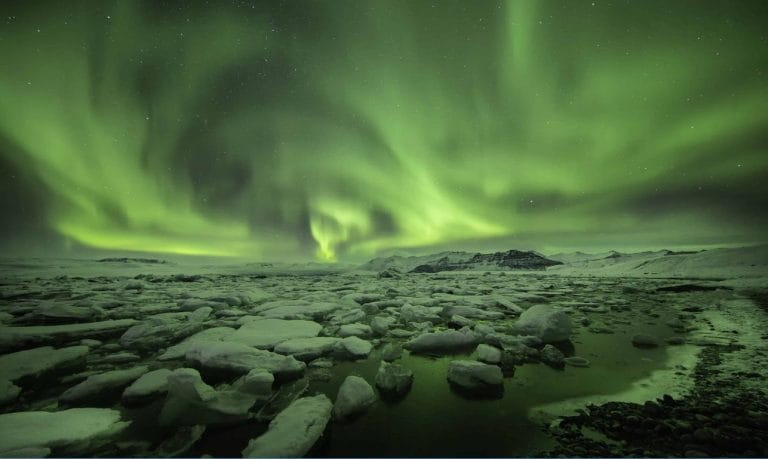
[447,360,503,392]
[0,408,129,455]
[241,394,333,458]
[333,336,372,360]
[334,375,375,420]
[273,337,340,361]
[476,344,502,364]
[338,323,372,338]
[122,368,173,405]
[233,368,274,397]
[0,345,89,383]
[0,380,21,406]
[228,319,322,349]
[0,320,136,351]
[185,341,305,378]
[60,366,149,405]
[405,328,477,353]
[375,362,413,397]
[157,327,236,361]
[159,368,258,426]
[514,305,572,343]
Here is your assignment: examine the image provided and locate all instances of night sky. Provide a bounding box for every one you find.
[1,0,767,261]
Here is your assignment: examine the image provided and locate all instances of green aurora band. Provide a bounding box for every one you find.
[0,1,766,260]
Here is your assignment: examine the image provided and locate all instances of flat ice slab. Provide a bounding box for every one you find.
[242,394,333,457]
[0,408,129,454]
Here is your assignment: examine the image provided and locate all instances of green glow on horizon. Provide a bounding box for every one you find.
[0,1,766,259]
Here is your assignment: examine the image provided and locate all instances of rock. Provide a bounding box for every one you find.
[334,376,376,420]
[273,337,340,361]
[338,323,372,338]
[0,408,129,455]
[632,334,661,348]
[380,343,403,362]
[404,329,477,353]
[122,368,173,405]
[539,344,565,369]
[446,360,503,395]
[228,319,322,349]
[514,305,572,343]
[241,395,333,457]
[0,379,21,405]
[375,362,413,397]
[476,344,502,364]
[693,427,714,443]
[159,368,258,426]
[185,341,305,379]
[60,365,149,406]
[370,316,396,336]
[499,352,517,377]
[157,327,236,361]
[0,345,89,383]
[333,336,372,360]
[563,356,590,367]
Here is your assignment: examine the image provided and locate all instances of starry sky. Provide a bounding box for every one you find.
[0,0,767,261]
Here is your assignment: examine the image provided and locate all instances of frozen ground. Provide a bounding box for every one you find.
[0,252,766,457]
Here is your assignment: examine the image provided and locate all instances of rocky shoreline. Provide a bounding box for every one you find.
[540,339,768,457]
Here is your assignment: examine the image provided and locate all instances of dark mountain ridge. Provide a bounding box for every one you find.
[362,249,562,273]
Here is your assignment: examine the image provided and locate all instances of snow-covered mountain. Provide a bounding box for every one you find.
[547,245,768,278]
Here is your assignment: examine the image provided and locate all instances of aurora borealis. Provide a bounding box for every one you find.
[0,1,766,261]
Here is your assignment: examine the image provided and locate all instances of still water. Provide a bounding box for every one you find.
[194,318,678,457]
